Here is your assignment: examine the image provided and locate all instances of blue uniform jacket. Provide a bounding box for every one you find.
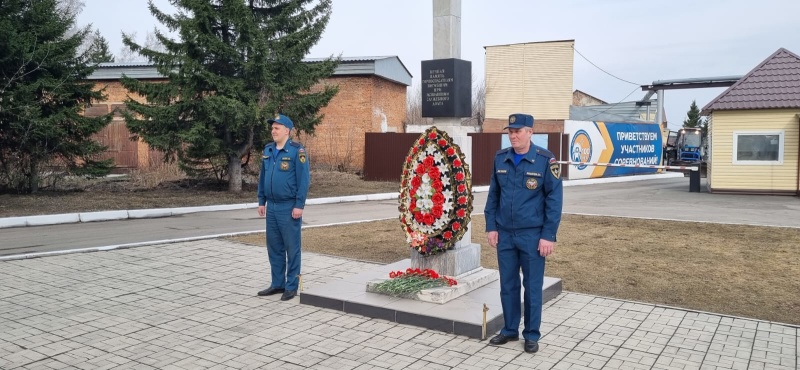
[484,144,563,241]
[257,139,310,209]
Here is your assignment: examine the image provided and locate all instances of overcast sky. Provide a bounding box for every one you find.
[77,0,800,130]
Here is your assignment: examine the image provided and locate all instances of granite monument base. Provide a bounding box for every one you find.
[300,259,562,339]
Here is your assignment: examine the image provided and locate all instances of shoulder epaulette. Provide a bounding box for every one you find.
[495,147,511,156]
[289,141,303,148]
[535,146,555,159]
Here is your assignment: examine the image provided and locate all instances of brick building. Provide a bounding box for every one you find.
[85,56,412,172]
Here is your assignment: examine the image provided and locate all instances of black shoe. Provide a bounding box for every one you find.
[257,287,284,296]
[280,290,297,301]
[489,333,519,345]
[524,340,539,353]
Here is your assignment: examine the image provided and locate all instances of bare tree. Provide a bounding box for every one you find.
[461,76,486,128]
[403,86,432,128]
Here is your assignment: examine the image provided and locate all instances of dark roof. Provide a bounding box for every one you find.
[89,56,412,86]
[702,48,800,114]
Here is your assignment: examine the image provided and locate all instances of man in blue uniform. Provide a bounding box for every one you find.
[256,114,310,301]
[484,113,563,353]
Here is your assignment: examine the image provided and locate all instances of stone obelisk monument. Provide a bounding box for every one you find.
[410,0,483,278]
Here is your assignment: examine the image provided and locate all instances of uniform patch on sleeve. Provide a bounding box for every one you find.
[549,163,561,179]
[299,153,306,163]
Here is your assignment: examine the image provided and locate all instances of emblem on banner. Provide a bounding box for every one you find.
[570,130,593,170]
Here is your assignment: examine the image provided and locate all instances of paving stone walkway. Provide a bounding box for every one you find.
[0,240,797,369]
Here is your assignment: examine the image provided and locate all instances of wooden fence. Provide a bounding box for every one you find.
[364,132,568,185]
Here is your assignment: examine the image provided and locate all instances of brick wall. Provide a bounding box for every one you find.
[88,76,408,172]
[301,75,407,171]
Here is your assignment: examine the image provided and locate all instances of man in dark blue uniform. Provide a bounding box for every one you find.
[484,113,563,353]
[256,114,310,301]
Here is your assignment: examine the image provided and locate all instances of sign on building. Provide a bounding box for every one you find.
[565,120,663,179]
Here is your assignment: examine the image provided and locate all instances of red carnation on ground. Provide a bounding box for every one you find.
[455,172,465,181]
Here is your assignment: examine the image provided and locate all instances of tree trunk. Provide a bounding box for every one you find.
[29,159,39,194]
[228,154,242,193]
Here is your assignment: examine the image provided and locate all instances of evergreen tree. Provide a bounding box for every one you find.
[683,100,708,137]
[121,0,339,192]
[86,30,115,63]
[0,0,113,193]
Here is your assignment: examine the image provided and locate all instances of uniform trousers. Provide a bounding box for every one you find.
[497,227,546,341]
[266,201,302,291]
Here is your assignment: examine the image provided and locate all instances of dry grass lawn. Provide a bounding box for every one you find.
[231,214,800,325]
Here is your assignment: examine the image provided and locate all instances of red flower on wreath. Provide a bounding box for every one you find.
[431,193,445,205]
[423,156,435,168]
[428,166,441,179]
[431,205,443,218]
[457,184,466,193]
[411,176,421,188]
[428,132,437,140]
[452,222,461,231]
[443,231,453,240]
[432,180,443,192]
[458,196,467,205]
[457,209,466,218]
[446,147,455,156]
[453,159,462,167]
[423,213,435,225]
[438,139,447,147]
[455,172,465,181]
[419,138,425,145]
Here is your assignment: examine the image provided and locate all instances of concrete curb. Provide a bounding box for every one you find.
[0,172,685,229]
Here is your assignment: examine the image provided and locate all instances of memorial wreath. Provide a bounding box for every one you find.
[399,127,473,256]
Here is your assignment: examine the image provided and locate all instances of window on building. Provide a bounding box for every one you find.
[732,131,784,164]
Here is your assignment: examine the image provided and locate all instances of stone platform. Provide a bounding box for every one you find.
[300,259,562,339]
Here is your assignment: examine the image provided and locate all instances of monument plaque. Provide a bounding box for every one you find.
[421,58,472,118]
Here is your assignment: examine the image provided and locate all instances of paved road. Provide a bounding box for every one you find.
[2,177,799,257]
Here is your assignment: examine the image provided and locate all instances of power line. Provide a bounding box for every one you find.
[573,46,643,86]
[583,86,644,121]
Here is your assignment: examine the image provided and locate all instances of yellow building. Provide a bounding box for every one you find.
[484,40,574,133]
[702,48,800,195]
